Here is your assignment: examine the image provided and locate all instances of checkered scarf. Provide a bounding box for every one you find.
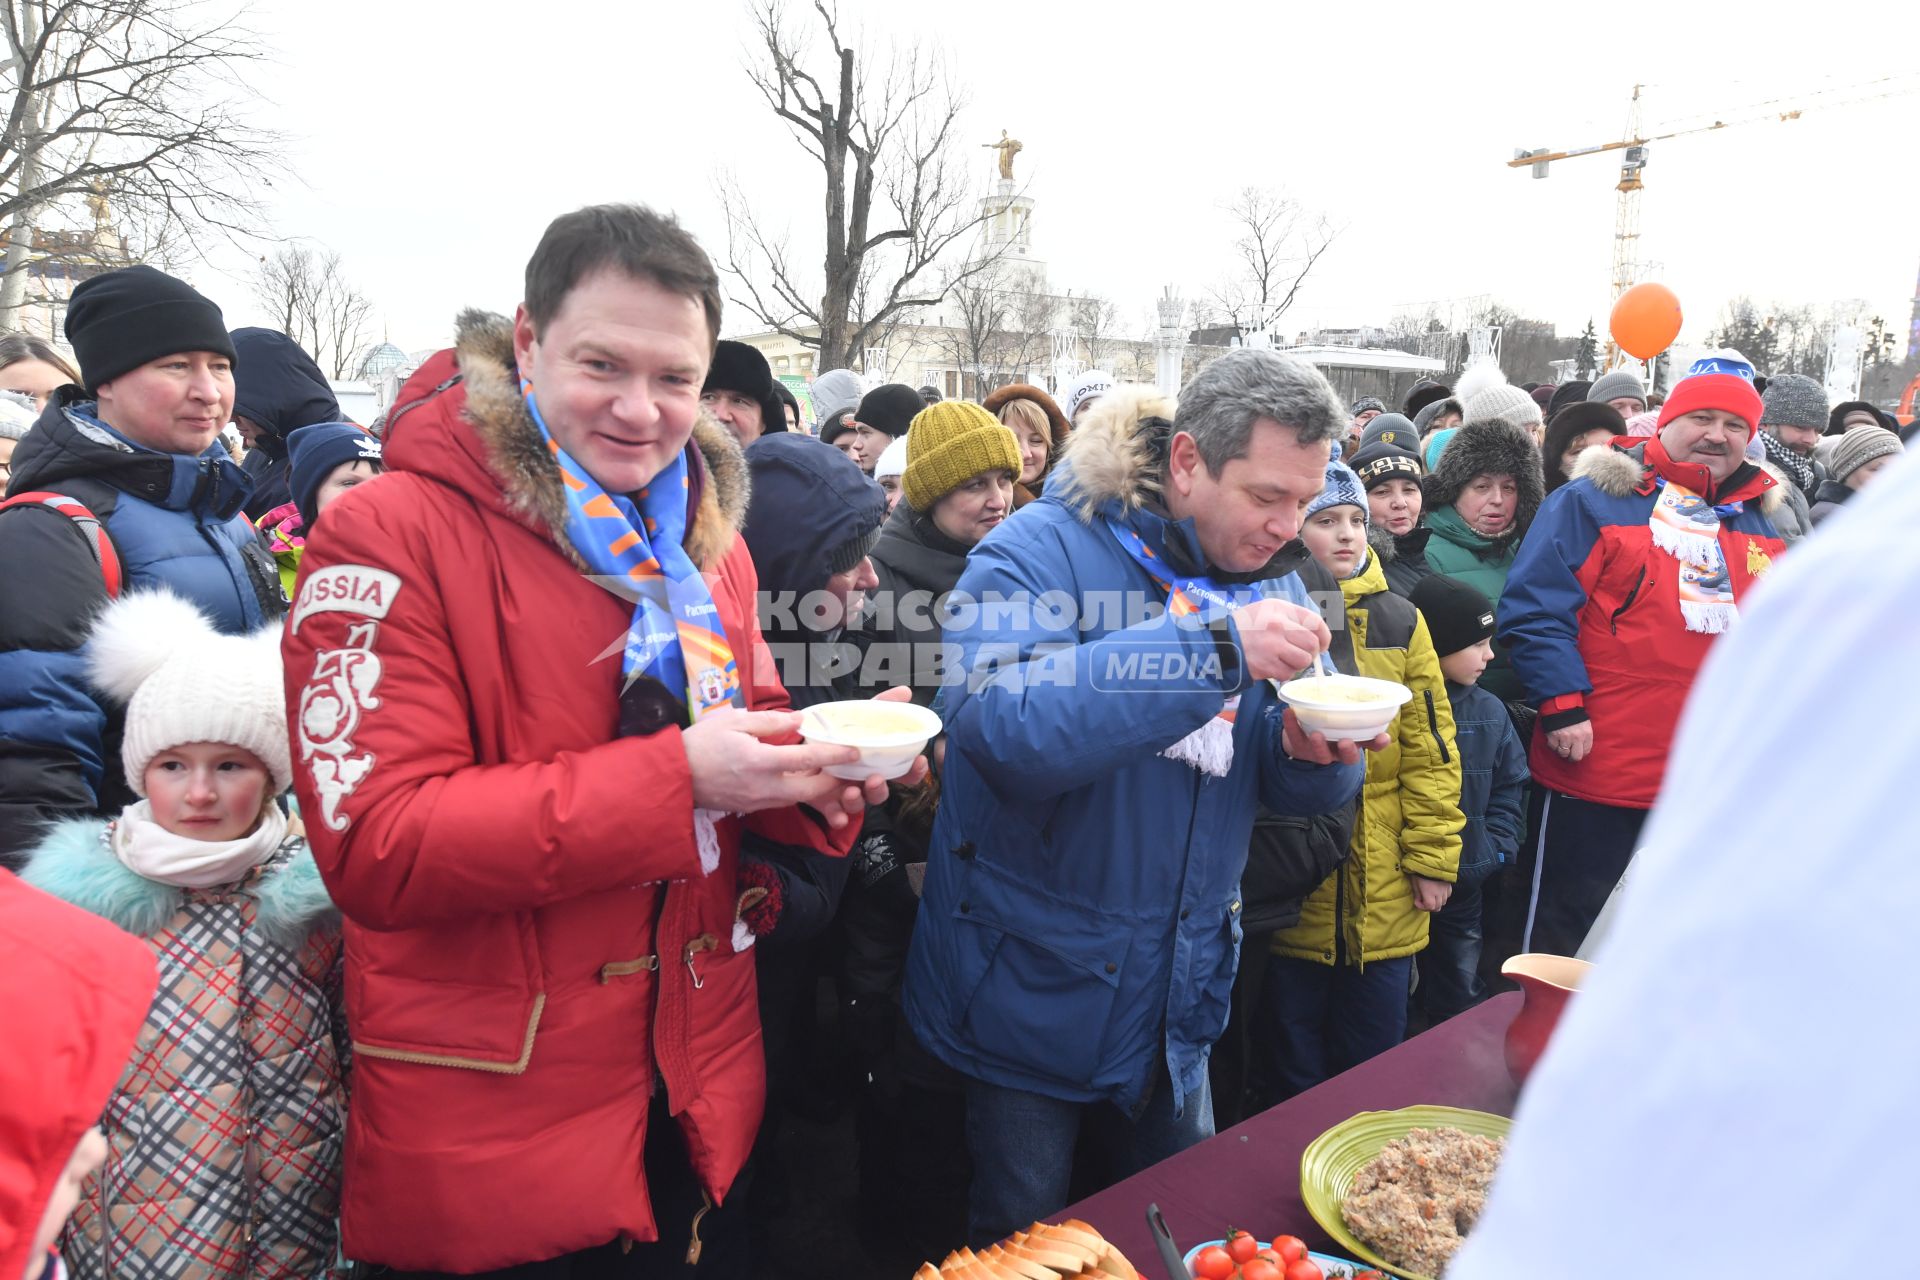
[1761,430,1815,494]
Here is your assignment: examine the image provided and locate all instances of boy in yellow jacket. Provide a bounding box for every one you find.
[1268,454,1464,1096]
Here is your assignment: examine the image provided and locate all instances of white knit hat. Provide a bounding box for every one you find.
[873,433,909,482]
[87,590,291,796]
[1061,369,1115,421]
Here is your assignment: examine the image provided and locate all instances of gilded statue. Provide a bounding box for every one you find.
[982,130,1022,181]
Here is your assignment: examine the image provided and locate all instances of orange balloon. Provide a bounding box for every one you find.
[1609,283,1684,360]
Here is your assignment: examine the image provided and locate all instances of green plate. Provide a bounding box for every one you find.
[1299,1105,1512,1280]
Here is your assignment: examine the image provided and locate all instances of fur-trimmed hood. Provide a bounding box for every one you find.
[1423,417,1545,539]
[1572,438,1785,515]
[22,818,337,949]
[1048,384,1180,522]
[427,309,750,573]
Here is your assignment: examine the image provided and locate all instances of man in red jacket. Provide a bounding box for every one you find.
[283,204,915,1276]
[1498,370,1785,958]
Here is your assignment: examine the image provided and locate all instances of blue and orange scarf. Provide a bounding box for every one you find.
[524,380,746,718]
[525,381,745,875]
[1106,516,1270,775]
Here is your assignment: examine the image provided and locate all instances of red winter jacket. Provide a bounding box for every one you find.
[281,313,855,1272]
[0,871,157,1280]
[1498,436,1786,809]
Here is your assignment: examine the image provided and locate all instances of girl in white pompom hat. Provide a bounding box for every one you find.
[20,588,345,1280]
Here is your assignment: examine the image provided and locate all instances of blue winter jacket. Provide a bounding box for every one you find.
[902,406,1364,1112]
[0,392,284,864]
[1444,680,1530,886]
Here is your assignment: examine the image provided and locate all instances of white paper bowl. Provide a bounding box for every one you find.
[799,700,943,780]
[1277,673,1412,740]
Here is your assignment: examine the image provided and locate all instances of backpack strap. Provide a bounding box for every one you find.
[0,490,123,598]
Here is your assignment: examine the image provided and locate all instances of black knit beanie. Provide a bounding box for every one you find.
[1410,574,1496,659]
[1541,401,1627,490]
[64,265,236,392]
[1546,380,1593,419]
[856,383,927,438]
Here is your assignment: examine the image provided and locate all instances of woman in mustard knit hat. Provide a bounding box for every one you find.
[858,400,1024,703]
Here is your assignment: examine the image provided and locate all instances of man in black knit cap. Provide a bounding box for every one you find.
[849,382,923,474]
[0,265,283,867]
[700,338,789,447]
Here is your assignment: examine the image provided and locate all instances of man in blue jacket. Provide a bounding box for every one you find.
[0,266,282,866]
[903,350,1374,1241]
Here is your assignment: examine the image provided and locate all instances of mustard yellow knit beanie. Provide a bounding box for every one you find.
[903,401,1023,512]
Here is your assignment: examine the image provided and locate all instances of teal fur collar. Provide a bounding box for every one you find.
[22,818,338,948]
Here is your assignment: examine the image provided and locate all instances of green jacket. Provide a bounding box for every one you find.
[1423,506,1522,701]
[1273,549,1463,968]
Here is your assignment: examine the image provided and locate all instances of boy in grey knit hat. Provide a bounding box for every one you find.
[1588,369,1647,417]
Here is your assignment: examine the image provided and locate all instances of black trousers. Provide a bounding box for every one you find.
[1523,789,1649,957]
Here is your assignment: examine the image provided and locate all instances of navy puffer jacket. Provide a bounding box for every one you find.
[0,391,283,863]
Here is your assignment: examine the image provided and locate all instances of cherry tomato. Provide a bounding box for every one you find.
[1271,1236,1309,1265]
[1193,1245,1236,1280]
[1225,1230,1260,1265]
[1239,1261,1283,1280]
[1283,1259,1324,1280]
[1253,1248,1285,1267]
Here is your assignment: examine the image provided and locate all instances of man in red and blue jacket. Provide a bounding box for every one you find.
[1498,371,1786,955]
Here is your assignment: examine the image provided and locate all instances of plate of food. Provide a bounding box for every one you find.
[1298,1106,1510,1280]
[1182,1230,1385,1280]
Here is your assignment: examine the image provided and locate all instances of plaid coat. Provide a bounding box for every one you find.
[22,819,345,1280]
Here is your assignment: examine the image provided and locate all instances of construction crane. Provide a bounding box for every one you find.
[1512,77,1920,362]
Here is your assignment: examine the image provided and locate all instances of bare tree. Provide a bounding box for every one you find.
[1210,187,1336,333]
[995,281,1056,386]
[924,261,1055,396]
[926,263,1009,399]
[1069,293,1120,372]
[720,0,1007,369]
[0,0,281,326]
[250,243,375,380]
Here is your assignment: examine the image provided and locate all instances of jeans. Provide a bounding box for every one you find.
[1264,953,1414,1099]
[964,1071,1214,1245]
[1415,876,1487,1023]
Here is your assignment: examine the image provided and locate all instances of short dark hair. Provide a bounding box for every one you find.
[523,204,722,350]
[0,332,81,385]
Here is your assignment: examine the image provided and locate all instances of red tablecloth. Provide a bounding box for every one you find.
[1064,992,1521,1277]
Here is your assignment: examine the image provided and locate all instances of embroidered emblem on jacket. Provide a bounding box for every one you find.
[298,621,385,830]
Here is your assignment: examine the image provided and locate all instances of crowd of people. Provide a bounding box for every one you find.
[0,201,1912,1280]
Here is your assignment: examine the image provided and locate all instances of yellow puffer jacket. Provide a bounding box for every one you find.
[1272,548,1463,968]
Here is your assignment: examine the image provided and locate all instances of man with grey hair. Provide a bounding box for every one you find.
[903,349,1377,1243]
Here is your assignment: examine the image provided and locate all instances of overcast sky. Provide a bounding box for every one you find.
[197,0,1920,366]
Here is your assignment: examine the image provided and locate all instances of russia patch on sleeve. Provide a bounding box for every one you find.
[292,564,402,634]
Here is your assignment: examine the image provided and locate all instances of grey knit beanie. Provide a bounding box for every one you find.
[1355,412,1418,455]
[1828,426,1902,484]
[1463,383,1544,430]
[1758,373,1829,433]
[1588,369,1647,408]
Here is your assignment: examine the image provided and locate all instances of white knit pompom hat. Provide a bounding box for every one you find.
[87,590,291,796]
